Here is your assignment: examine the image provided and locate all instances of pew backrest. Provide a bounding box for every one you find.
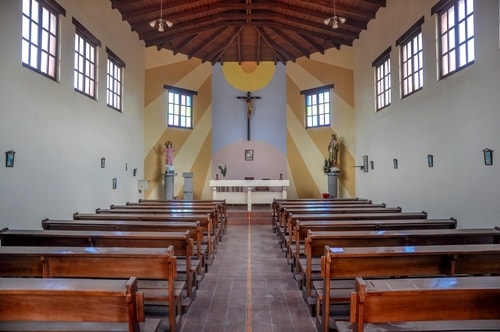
[302,227,499,298]
[0,246,179,332]
[320,243,500,332]
[0,277,145,332]
[349,276,500,332]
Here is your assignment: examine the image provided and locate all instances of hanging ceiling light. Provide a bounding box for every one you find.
[149,0,173,32]
[324,0,346,29]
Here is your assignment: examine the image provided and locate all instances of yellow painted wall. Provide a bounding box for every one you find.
[144,47,356,199]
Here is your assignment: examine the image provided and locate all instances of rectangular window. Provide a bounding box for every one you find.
[22,0,65,79]
[433,0,475,78]
[301,85,333,128]
[373,47,392,111]
[164,85,197,129]
[73,18,101,99]
[106,48,126,112]
[397,17,424,98]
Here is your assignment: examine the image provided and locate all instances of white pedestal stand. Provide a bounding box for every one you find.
[326,170,340,198]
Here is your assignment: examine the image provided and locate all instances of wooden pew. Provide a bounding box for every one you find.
[284,208,414,248]
[0,228,198,302]
[138,198,227,209]
[0,246,179,332]
[293,218,460,311]
[114,203,226,239]
[272,197,372,213]
[318,243,500,332]
[134,199,228,235]
[336,276,500,332]
[280,204,391,225]
[275,203,383,240]
[42,218,204,259]
[294,218,458,273]
[0,276,154,332]
[272,198,371,224]
[103,205,225,242]
[284,212,430,267]
[273,199,374,232]
[293,217,454,257]
[73,211,217,263]
[301,227,500,309]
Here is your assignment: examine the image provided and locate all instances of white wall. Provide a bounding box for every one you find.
[0,0,145,229]
[354,0,500,227]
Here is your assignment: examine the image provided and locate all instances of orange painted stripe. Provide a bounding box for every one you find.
[246,223,252,332]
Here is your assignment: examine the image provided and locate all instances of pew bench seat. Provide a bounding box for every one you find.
[317,244,500,332]
[336,320,500,332]
[0,246,181,332]
[0,277,161,332]
[335,276,500,332]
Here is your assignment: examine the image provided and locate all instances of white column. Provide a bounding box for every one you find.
[212,185,217,200]
[282,186,288,199]
[247,186,252,211]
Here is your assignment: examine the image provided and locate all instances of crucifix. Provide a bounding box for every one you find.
[237,91,261,141]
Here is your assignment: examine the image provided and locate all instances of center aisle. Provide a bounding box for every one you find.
[180,223,317,332]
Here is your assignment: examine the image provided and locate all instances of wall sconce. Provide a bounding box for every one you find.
[112,178,117,189]
[5,150,15,168]
[427,154,434,168]
[370,161,374,170]
[483,148,493,166]
[354,155,369,172]
[393,158,398,169]
[133,168,137,177]
[101,157,105,168]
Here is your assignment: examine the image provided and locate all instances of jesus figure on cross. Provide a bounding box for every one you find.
[237,91,261,141]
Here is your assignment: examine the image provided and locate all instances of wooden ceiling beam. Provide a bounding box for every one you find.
[256,30,261,64]
[295,33,327,55]
[184,27,227,59]
[237,34,242,64]
[170,34,198,55]
[268,27,310,59]
[257,27,294,64]
[208,26,244,64]
[255,27,287,65]
[112,0,385,63]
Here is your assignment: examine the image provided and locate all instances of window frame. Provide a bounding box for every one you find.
[106,47,126,112]
[373,47,392,112]
[73,18,101,99]
[301,84,334,129]
[432,0,475,79]
[21,0,66,80]
[397,17,425,98]
[164,85,197,129]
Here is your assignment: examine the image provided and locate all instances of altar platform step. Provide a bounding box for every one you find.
[226,204,273,225]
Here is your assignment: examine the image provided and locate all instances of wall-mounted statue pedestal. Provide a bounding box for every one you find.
[326,170,340,198]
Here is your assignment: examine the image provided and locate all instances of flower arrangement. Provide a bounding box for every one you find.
[323,158,330,173]
[218,164,227,178]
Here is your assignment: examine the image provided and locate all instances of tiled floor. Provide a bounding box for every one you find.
[179,221,317,331]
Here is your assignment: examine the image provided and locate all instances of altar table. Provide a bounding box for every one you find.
[209,179,289,211]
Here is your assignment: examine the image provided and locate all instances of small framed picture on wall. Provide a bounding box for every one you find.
[245,149,253,161]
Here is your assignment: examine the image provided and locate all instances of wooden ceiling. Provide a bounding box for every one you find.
[111,0,386,65]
